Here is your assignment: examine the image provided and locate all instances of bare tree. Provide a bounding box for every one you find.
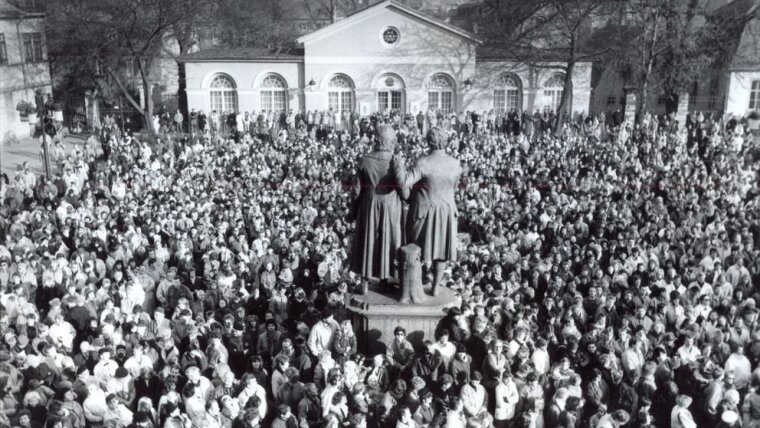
[48,0,208,137]
[482,0,623,131]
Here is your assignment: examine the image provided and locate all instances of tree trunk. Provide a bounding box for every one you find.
[142,79,157,137]
[637,57,654,123]
[177,61,188,128]
[638,76,650,124]
[554,61,574,133]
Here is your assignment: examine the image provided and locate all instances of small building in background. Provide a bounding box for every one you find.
[0,0,51,142]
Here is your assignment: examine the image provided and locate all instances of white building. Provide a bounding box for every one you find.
[722,0,760,117]
[182,0,592,118]
[0,0,51,141]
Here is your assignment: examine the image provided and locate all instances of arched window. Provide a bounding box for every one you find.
[260,74,288,113]
[493,73,521,115]
[209,74,238,113]
[376,73,405,114]
[428,73,455,115]
[750,80,760,110]
[543,73,565,113]
[328,74,355,113]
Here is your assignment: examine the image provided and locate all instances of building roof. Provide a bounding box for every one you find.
[0,0,43,18]
[731,18,760,70]
[476,46,519,61]
[711,0,760,70]
[296,0,481,45]
[180,47,304,63]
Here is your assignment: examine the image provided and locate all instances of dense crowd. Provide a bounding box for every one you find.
[0,107,759,428]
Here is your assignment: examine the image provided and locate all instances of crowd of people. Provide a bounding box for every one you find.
[0,106,759,428]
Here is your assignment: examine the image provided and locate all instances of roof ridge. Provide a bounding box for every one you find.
[0,0,33,18]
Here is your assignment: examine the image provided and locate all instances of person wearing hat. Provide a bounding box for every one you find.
[435,307,465,345]
[450,343,472,387]
[412,341,444,388]
[93,348,118,388]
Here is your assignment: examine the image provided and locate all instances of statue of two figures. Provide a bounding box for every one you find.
[348,125,461,304]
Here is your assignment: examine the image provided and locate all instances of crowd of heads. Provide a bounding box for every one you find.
[0,107,759,428]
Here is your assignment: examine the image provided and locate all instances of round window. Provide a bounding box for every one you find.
[385,77,396,87]
[382,27,400,45]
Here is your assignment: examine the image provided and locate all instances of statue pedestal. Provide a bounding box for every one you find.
[349,281,459,355]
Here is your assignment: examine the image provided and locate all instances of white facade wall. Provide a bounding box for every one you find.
[183,2,594,117]
[726,71,760,116]
[185,61,304,114]
[0,15,51,140]
[300,6,476,115]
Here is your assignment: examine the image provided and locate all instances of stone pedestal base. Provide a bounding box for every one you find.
[349,281,459,355]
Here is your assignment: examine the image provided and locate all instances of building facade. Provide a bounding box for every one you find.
[0,0,51,142]
[182,0,592,119]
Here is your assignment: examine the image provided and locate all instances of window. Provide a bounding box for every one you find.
[382,27,400,46]
[328,74,354,113]
[209,74,238,114]
[260,74,288,113]
[657,95,667,105]
[0,34,6,64]
[543,73,565,113]
[378,91,403,112]
[606,96,616,106]
[749,80,759,110]
[23,33,43,63]
[493,73,521,115]
[428,73,454,115]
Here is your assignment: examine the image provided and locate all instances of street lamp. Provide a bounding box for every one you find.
[34,90,59,178]
[464,78,473,91]
[307,78,316,91]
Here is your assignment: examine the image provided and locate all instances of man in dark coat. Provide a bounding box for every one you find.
[412,341,445,386]
[348,125,404,286]
[394,127,462,295]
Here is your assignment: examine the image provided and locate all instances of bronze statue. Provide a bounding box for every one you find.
[348,125,404,289]
[393,127,462,296]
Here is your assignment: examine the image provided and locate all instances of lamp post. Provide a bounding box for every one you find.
[34,89,53,178]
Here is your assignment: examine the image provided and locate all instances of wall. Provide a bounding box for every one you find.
[184,61,304,114]
[468,60,592,115]
[726,71,760,116]
[0,15,51,139]
[301,5,477,114]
